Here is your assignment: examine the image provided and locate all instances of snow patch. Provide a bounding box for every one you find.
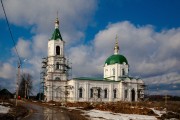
[67,107,77,110]
[0,105,10,114]
[150,108,166,117]
[84,109,157,120]
[0,102,10,105]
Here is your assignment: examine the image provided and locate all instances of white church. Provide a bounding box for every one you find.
[43,17,145,102]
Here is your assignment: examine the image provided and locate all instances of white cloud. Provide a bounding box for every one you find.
[0,0,97,45]
[68,45,102,77]
[0,62,16,79]
[13,38,31,58]
[144,72,180,85]
[32,34,48,56]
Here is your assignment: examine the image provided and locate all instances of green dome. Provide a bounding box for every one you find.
[105,54,128,65]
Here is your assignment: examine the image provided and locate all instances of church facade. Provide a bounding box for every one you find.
[43,17,145,102]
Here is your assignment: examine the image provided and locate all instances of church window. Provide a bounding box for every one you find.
[112,68,115,75]
[79,88,83,98]
[104,89,108,98]
[56,46,60,55]
[138,90,141,98]
[122,69,125,75]
[113,89,117,98]
[56,62,60,69]
[125,89,128,98]
[97,88,101,98]
[55,77,60,80]
[90,88,93,98]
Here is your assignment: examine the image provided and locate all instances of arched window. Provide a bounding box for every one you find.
[79,88,83,98]
[125,89,128,98]
[90,88,93,98]
[122,69,125,75]
[56,62,60,69]
[55,77,60,80]
[112,68,115,75]
[104,89,108,98]
[56,46,60,55]
[138,90,141,98]
[97,88,101,98]
[113,89,117,98]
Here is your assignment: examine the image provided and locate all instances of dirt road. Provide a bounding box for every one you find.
[20,101,72,120]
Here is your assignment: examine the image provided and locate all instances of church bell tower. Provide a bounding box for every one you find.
[44,16,70,102]
[47,17,69,81]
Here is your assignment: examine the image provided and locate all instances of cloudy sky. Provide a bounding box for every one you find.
[0,0,180,96]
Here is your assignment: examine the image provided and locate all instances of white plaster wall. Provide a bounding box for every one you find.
[48,40,64,57]
[45,78,145,102]
[104,63,129,81]
[45,38,69,102]
[67,80,124,102]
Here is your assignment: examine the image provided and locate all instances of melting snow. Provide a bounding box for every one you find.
[84,109,157,120]
[150,108,166,117]
[0,105,10,114]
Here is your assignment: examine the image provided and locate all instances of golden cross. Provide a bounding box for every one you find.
[57,11,58,18]
[115,34,118,42]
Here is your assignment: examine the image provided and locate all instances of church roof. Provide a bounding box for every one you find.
[105,54,128,65]
[51,28,63,40]
[50,17,63,41]
[73,77,119,82]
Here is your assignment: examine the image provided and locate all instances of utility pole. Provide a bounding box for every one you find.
[26,82,28,99]
[25,81,27,99]
[39,72,41,101]
[15,62,20,106]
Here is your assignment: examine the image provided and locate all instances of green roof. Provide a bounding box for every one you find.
[74,77,103,81]
[105,54,128,65]
[73,77,119,82]
[50,28,63,40]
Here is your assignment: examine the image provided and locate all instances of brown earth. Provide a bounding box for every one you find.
[65,102,156,115]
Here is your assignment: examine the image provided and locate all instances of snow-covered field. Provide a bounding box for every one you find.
[0,105,10,114]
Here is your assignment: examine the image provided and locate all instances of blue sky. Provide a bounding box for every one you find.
[0,0,180,96]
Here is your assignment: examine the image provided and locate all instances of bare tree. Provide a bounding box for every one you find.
[18,73,32,98]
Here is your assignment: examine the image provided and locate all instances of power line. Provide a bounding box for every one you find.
[1,0,24,104]
[1,0,37,99]
[1,0,21,64]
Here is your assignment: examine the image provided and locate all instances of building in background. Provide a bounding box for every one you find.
[42,17,145,102]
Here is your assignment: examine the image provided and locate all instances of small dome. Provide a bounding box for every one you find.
[105,54,128,65]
